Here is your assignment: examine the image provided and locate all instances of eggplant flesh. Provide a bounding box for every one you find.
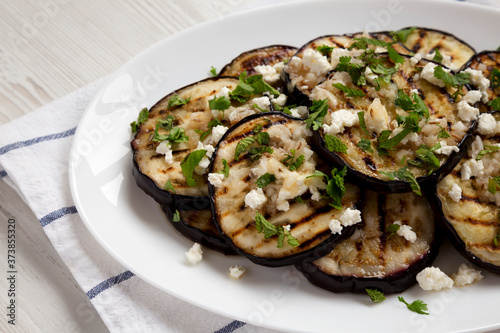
[297,190,439,293]
[435,112,500,273]
[397,26,476,71]
[209,112,362,267]
[162,206,236,255]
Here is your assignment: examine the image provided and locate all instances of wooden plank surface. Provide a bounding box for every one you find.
[0,1,258,332]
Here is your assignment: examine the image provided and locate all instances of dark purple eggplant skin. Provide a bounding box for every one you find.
[162,205,236,255]
[131,154,211,210]
[207,111,362,267]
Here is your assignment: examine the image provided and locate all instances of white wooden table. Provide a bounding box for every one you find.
[0,1,261,331]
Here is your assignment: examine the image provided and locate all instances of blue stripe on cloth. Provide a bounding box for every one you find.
[87,270,135,300]
[39,206,78,227]
[0,170,7,179]
[214,320,246,333]
[0,126,76,156]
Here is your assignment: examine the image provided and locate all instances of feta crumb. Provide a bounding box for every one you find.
[244,188,267,210]
[410,53,423,66]
[452,263,483,287]
[364,67,377,85]
[185,243,203,264]
[290,106,309,118]
[329,219,343,234]
[434,140,459,155]
[283,224,291,233]
[468,135,484,159]
[229,265,246,279]
[156,141,174,164]
[394,221,417,242]
[208,173,224,187]
[417,266,454,291]
[216,86,231,99]
[271,94,287,107]
[448,183,462,202]
[457,101,479,122]
[302,48,332,75]
[461,90,482,105]
[460,159,484,180]
[252,96,271,110]
[339,208,362,227]
[464,68,490,103]
[254,65,280,85]
[421,62,446,87]
[211,125,229,144]
[365,98,390,135]
[477,113,497,135]
[321,109,359,135]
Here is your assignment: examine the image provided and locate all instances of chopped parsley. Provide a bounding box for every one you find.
[488,176,500,194]
[358,111,369,135]
[218,159,230,178]
[395,89,430,120]
[305,99,329,130]
[387,44,404,64]
[316,44,334,56]
[332,82,365,97]
[248,146,274,160]
[407,143,441,171]
[195,118,223,141]
[210,66,217,77]
[209,96,231,111]
[357,138,373,153]
[365,288,385,303]
[434,66,470,99]
[476,145,500,160]
[491,68,500,89]
[326,167,347,210]
[432,48,443,63]
[389,27,416,43]
[380,167,421,195]
[488,97,500,111]
[153,125,189,144]
[254,213,300,248]
[164,179,175,193]
[324,134,347,153]
[168,95,190,108]
[437,124,451,139]
[180,149,206,187]
[130,107,149,132]
[494,232,500,247]
[172,210,181,222]
[398,296,429,315]
[234,136,256,161]
[234,123,274,161]
[229,71,280,103]
[256,173,276,188]
[386,223,401,239]
[281,150,305,171]
[334,56,366,86]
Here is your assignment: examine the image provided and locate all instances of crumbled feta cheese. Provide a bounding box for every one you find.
[421,62,446,87]
[460,159,484,180]
[329,219,343,234]
[448,183,462,202]
[410,53,423,66]
[321,109,359,135]
[290,106,309,118]
[477,113,497,135]
[364,67,377,85]
[394,221,417,242]
[464,68,491,103]
[208,173,224,187]
[468,135,484,159]
[244,188,267,210]
[194,142,215,175]
[283,224,291,232]
[365,98,390,135]
[271,94,287,107]
[216,86,231,99]
[452,121,468,133]
[211,125,228,144]
[452,263,483,287]
[254,65,280,85]
[339,208,362,227]
[461,90,482,105]
[229,265,246,279]
[252,96,271,110]
[457,101,479,122]
[302,48,332,75]
[156,141,174,164]
[185,243,203,264]
[416,266,454,291]
[434,140,459,155]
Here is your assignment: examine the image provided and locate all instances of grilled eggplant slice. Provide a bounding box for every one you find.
[219,45,296,90]
[296,189,439,293]
[311,54,473,193]
[434,111,500,273]
[283,32,409,104]
[464,50,500,111]
[132,76,280,209]
[162,206,236,255]
[209,112,362,267]
[394,27,476,71]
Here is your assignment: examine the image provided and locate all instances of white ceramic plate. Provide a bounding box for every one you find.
[69,1,500,332]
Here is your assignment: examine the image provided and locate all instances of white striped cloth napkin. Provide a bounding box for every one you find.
[0,0,498,332]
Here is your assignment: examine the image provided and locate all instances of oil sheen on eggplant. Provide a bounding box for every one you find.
[312,54,473,193]
[162,206,236,255]
[296,190,439,293]
[435,111,500,274]
[209,112,362,267]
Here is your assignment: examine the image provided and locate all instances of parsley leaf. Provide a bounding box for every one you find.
[210,66,217,77]
[491,68,500,89]
[152,118,189,144]
[434,66,470,87]
[229,71,279,103]
[168,95,190,108]
[494,232,500,247]
[195,118,223,141]
[357,138,373,152]
[288,155,305,171]
[488,97,500,111]
[248,146,273,161]
[256,173,277,188]
[234,136,256,161]
[218,159,230,178]
[164,179,176,193]
[306,99,329,130]
[358,111,369,135]
[326,167,347,210]
[277,226,300,248]
[387,45,404,64]
[437,124,451,139]
[380,167,421,195]
[390,27,416,43]
[130,107,149,132]
[488,177,500,194]
[476,145,500,160]
[255,212,278,239]
[366,288,385,303]
[334,56,366,86]
[398,296,429,315]
[256,131,270,145]
[180,149,206,187]
[172,210,181,222]
[324,134,348,153]
[386,223,400,239]
[377,128,413,151]
[332,83,366,97]
[407,143,441,170]
[316,44,334,56]
[209,96,231,111]
[395,89,429,119]
[432,48,443,63]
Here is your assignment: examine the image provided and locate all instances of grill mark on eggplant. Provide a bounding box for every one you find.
[447,214,499,227]
[297,229,331,249]
[225,119,288,144]
[363,156,377,171]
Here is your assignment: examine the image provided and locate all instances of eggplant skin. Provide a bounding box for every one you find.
[209,112,362,267]
[296,190,441,294]
[162,206,236,255]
